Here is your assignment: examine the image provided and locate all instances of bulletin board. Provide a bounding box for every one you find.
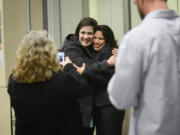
[0,10,2,66]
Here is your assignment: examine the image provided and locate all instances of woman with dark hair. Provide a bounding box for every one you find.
[62,17,97,135]
[75,25,125,135]
[7,30,88,135]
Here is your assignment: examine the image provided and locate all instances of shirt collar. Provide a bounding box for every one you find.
[143,9,179,22]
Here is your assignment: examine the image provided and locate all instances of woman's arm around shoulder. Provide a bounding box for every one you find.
[63,43,86,66]
[63,63,89,98]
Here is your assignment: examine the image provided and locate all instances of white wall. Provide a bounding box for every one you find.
[89,0,126,44]
[60,0,83,46]
[130,0,141,28]
[89,0,98,20]
[168,0,178,12]
[47,0,61,47]
[48,0,127,46]
[130,0,180,28]
[48,0,87,48]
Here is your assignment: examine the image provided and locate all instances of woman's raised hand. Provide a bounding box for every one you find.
[106,54,117,67]
[112,48,118,55]
[60,57,72,68]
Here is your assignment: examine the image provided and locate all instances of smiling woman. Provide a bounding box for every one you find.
[62,17,97,135]
[93,31,105,51]
[79,26,94,47]
[93,25,117,52]
[74,25,125,135]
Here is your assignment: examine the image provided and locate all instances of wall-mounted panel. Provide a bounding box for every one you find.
[47,0,90,47]
[97,0,111,26]
[30,0,43,30]
[47,0,61,48]
[93,0,126,43]
[82,0,89,17]
[89,0,98,20]
[168,0,178,12]
[111,0,124,42]
[60,0,83,46]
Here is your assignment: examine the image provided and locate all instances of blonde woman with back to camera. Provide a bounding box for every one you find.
[7,30,88,135]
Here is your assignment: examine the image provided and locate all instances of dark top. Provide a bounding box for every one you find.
[62,34,95,127]
[83,45,115,107]
[8,64,88,135]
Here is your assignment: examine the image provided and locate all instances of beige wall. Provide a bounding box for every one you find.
[2,0,27,85]
[0,87,10,135]
[0,0,43,135]
[0,0,27,135]
[0,0,43,134]
[0,0,43,133]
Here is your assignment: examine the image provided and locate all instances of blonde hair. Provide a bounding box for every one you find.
[13,30,62,83]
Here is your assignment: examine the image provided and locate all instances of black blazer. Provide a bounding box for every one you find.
[83,45,115,107]
[62,34,95,127]
[8,64,88,135]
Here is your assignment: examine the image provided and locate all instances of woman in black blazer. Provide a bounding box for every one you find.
[62,17,97,135]
[7,30,88,135]
[75,25,125,135]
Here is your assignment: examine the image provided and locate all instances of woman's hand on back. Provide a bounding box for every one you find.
[73,63,86,75]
